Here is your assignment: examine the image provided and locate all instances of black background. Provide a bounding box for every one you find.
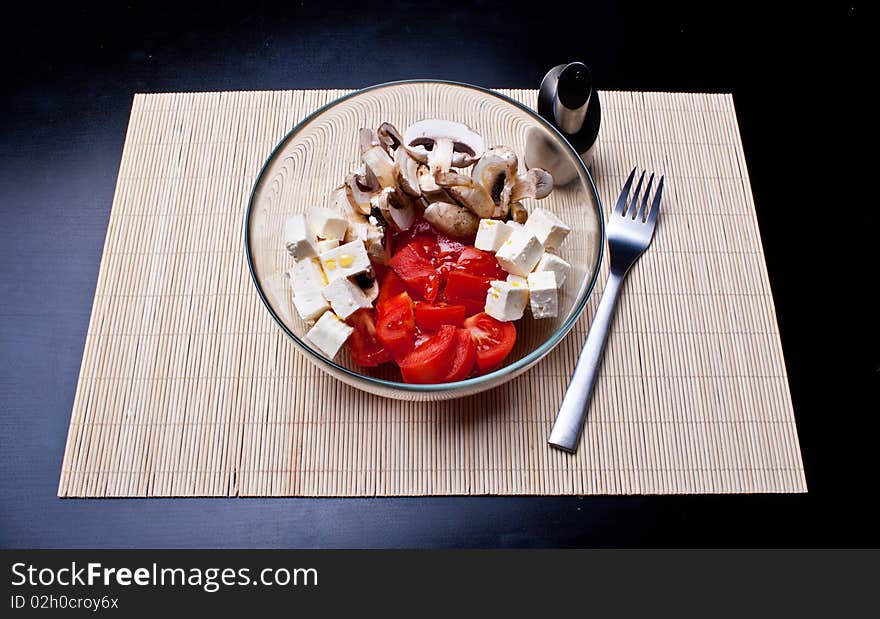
[1,1,875,547]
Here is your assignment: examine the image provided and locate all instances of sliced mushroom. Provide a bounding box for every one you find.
[377,122,404,153]
[357,127,397,189]
[433,171,496,219]
[510,168,554,202]
[330,187,387,263]
[394,147,421,197]
[371,186,416,232]
[344,171,377,215]
[472,146,519,219]
[508,201,529,224]
[359,128,382,155]
[353,271,380,303]
[417,164,451,203]
[403,119,485,173]
[424,202,480,239]
[362,147,397,189]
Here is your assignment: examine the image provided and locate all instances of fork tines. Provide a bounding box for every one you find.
[613,167,665,227]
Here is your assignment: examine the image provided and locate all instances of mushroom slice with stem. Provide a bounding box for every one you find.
[371,186,416,232]
[510,168,554,203]
[417,164,451,203]
[433,171,496,219]
[471,146,519,219]
[394,147,421,197]
[403,119,485,173]
[344,170,377,215]
[423,201,480,239]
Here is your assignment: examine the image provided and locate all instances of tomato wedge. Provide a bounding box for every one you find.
[464,312,517,372]
[376,270,408,307]
[414,302,466,331]
[388,242,441,301]
[443,270,492,316]
[397,325,458,384]
[435,233,466,259]
[456,247,507,279]
[375,292,416,357]
[346,309,391,367]
[441,328,477,382]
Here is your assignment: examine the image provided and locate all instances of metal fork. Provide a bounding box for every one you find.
[548,167,665,453]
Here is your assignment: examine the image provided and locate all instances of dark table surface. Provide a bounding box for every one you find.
[1,1,874,548]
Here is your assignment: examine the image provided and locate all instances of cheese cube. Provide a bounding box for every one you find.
[495,230,544,277]
[474,219,513,253]
[485,279,529,322]
[322,277,372,320]
[522,208,571,250]
[527,271,558,319]
[319,240,371,282]
[293,287,330,323]
[506,274,527,287]
[288,258,329,323]
[284,214,318,260]
[306,311,354,358]
[316,238,340,253]
[534,252,571,287]
[288,258,327,298]
[505,220,523,232]
[309,207,349,240]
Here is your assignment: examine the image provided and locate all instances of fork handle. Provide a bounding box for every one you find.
[548,272,624,453]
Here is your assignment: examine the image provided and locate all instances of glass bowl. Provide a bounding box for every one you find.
[245,80,604,400]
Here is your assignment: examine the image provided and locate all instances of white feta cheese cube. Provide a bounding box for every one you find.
[534,252,571,287]
[284,214,318,260]
[287,258,327,298]
[527,271,559,319]
[474,219,513,253]
[316,238,340,253]
[322,277,372,320]
[319,240,371,282]
[484,279,529,322]
[306,311,354,358]
[293,287,330,322]
[505,220,523,232]
[522,208,571,250]
[495,230,544,277]
[309,207,349,240]
[505,274,528,287]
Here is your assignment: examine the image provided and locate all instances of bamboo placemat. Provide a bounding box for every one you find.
[58,89,806,497]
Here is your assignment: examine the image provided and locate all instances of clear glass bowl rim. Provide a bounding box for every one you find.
[244,78,605,393]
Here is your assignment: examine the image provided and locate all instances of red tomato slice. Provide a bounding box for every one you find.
[442,328,477,382]
[442,271,492,316]
[346,309,391,367]
[456,247,507,279]
[414,303,466,331]
[436,233,466,259]
[375,292,416,357]
[464,312,517,372]
[388,242,441,301]
[376,270,408,307]
[392,218,434,252]
[397,325,458,384]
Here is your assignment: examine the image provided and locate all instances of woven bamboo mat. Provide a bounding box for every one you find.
[58,88,806,497]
